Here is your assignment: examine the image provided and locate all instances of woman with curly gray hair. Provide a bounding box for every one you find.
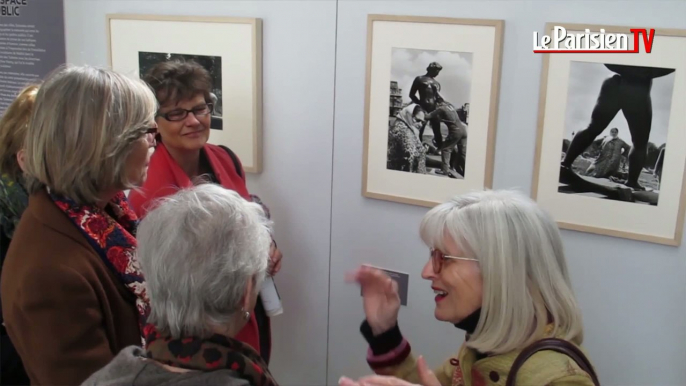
[83,184,278,386]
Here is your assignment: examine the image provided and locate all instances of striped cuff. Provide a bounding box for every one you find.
[360,320,404,355]
[367,339,411,370]
[360,320,411,369]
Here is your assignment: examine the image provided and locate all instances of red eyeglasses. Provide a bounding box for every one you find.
[430,248,478,274]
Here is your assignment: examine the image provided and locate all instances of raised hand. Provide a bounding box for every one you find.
[268,240,282,275]
[346,265,401,335]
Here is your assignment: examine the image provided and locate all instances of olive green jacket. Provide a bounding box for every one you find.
[371,326,596,386]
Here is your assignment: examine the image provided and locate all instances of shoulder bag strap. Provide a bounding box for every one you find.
[218,145,243,179]
[506,338,600,386]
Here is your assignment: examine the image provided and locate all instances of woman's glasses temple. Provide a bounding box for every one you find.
[430,248,478,273]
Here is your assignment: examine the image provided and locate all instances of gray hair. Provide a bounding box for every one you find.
[136,184,272,338]
[23,65,157,204]
[420,189,583,354]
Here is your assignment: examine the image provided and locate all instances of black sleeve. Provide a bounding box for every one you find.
[360,320,405,356]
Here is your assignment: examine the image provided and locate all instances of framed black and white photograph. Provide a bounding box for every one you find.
[533,23,686,245]
[388,48,472,180]
[138,52,224,131]
[363,15,504,207]
[107,14,263,173]
[559,61,675,205]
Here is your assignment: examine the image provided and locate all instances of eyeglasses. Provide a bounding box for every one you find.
[430,248,478,274]
[157,103,214,122]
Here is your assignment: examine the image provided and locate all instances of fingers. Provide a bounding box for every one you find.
[272,258,282,274]
[356,375,416,386]
[338,377,360,386]
[346,266,399,297]
[339,377,360,386]
[416,356,441,386]
[388,278,400,301]
[268,247,283,276]
[357,265,392,284]
[389,277,399,293]
[344,269,361,283]
[345,265,377,283]
[269,246,282,261]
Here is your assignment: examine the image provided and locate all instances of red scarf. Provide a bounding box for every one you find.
[48,189,150,344]
[127,142,265,356]
[128,143,249,217]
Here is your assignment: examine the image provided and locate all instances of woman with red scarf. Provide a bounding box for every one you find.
[128,60,282,364]
[1,65,158,385]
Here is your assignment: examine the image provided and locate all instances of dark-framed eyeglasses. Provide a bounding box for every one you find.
[157,103,214,122]
[430,248,478,274]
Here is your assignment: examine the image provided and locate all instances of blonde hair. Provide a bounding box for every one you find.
[24,65,157,204]
[0,84,39,180]
[419,189,583,354]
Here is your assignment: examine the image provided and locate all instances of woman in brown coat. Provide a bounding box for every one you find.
[0,65,158,385]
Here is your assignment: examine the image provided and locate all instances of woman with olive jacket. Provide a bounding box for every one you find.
[341,190,598,386]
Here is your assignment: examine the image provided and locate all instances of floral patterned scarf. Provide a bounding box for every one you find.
[47,189,150,343]
[144,326,278,386]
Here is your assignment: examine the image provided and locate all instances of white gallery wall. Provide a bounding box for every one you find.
[62,1,686,385]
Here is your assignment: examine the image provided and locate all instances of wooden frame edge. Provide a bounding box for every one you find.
[365,191,440,209]
[367,14,504,28]
[105,13,258,25]
[361,15,375,199]
[559,221,680,246]
[245,17,263,174]
[483,19,505,189]
[105,14,114,68]
[671,155,686,246]
[106,13,264,174]
[530,23,555,200]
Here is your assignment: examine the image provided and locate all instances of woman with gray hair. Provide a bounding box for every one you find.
[0,65,158,385]
[341,190,599,386]
[83,184,278,386]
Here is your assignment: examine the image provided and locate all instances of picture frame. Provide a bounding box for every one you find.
[532,22,686,246]
[106,14,263,173]
[362,14,504,208]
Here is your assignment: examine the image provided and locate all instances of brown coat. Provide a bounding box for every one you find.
[0,190,142,385]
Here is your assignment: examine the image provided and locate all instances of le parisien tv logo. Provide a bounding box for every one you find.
[533,26,656,53]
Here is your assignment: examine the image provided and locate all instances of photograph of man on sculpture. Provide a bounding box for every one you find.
[387,48,473,179]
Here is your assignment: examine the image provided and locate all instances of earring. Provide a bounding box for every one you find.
[241,308,251,321]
